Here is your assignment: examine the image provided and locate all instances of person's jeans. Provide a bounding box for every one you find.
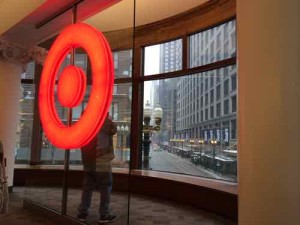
[78,171,112,216]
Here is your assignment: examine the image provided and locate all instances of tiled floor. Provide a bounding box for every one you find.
[0,187,236,225]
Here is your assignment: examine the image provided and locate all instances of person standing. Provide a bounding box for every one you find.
[77,114,117,223]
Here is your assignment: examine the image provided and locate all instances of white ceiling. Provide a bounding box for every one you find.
[3,0,120,46]
[2,0,209,46]
[86,0,209,31]
[0,0,45,35]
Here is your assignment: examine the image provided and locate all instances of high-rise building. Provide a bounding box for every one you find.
[157,20,237,145]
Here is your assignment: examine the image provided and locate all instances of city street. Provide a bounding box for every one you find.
[149,149,236,182]
[15,147,236,182]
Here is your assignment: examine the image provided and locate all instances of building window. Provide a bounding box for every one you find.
[216,85,221,100]
[210,74,214,88]
[224,79,229,96]
[210,89,214,103]
[189,20,236,68]
[216,103,221,117]
[224,99,229,114]
[231,74,237,91]
[231,95,237,113]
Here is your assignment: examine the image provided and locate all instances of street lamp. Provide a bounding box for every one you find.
[198,139,204,155]
[117,125,129,161]
[142,101,162,169]
[124,125,129,160]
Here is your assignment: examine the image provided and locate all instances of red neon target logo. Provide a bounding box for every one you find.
[39,23,114,149]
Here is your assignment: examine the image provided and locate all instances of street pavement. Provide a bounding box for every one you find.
[15,147,236,182]
[149,149,236,182]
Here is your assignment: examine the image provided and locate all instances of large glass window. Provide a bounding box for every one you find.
[18,2,238,224]
[142,66,237,182]
[144,39,182,75]
[189,20,236,68]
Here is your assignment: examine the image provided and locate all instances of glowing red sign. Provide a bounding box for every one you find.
[39,23,114,149]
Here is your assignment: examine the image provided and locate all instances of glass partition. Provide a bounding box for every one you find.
[24,52,71,212]
[64,1,134,224]
[189,20,236,68]
[111,83,132,168]
[18,0,238,224]
[15,83,35,164]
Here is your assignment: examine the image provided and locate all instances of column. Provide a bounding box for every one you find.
[0,60,21,188]
[237,1,300,225]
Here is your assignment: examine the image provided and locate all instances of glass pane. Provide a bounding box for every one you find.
[113,49,132,78]
[21,61,35,79]
[189,20,236,68]
[142,65,237,182]
[40,84,68,164]
[15,83,35,163]
[144,39,182,76]
[65,2,134,223]
[40,89,85,165]
[112,83,132,168]
[46,83,133,168]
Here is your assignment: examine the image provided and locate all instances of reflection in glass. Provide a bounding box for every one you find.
[112,83,132,168]
[21,61,35,79]
[189,20,236,68]
[15,83,35,163]
[113,50,132,78]
[40,83,132,168]
[143,65,237,182]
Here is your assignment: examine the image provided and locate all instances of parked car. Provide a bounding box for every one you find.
[222,143,237,158]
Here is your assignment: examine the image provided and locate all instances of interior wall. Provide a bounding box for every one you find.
[237,0,300,224]
[0,60,21,187]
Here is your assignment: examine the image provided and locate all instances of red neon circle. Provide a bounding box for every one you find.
[39,23,114,149]
[57,65,86,108]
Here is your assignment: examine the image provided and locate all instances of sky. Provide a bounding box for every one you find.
[143,44,160,106]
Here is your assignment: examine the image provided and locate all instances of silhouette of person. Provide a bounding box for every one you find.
[77,113,117,223]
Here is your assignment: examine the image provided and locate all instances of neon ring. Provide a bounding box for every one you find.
[39,23,114,149]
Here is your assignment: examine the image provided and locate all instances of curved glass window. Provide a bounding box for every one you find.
[143,65,237,182]
[189,20,236,68]
[17,1,238,223]
[144,39,182,75]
